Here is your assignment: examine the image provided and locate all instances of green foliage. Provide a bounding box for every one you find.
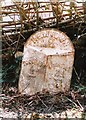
[1,58,22,83]
[74,85,86,93]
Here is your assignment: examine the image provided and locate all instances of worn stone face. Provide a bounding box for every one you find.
[19,29,75,95]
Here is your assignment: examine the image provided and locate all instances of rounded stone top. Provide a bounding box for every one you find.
[25,29,74,55]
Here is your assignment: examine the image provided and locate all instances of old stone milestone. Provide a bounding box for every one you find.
[19,29,75,95]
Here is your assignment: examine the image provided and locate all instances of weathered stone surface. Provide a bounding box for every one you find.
[19,29,75,95]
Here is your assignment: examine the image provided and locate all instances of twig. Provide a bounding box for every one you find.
[65,97,79,109]
[5,34,13,43]
[77,100,84,111]
[73,67,84,87]
[37,95,48,108]
[73,67,80,81]
[15,33,21,53]
[47,103,54,112]
[19,32,25,40]
[10,41,17,46]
